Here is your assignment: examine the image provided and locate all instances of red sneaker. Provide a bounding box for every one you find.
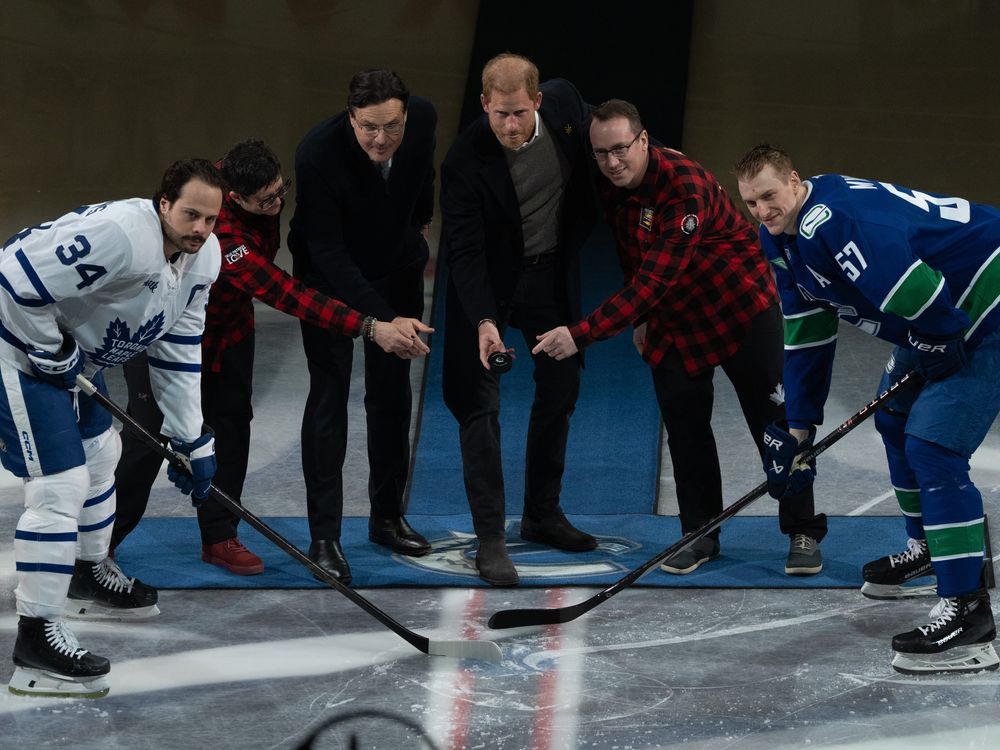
[201,538,264,576]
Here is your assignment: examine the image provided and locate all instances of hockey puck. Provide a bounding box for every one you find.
[488,350,512,374]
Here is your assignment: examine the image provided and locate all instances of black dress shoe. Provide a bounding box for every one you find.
[369,516,431,557]
[520,512,597,551]
[475,537,519,586]
[308,540,352,585]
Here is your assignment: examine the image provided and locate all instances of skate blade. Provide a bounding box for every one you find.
[892,642,1000,675]
[860,579,937,600]
[64,601,161,621]
[8,667,110,699]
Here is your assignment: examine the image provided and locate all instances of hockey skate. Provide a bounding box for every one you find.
[891,588,999,675]
[8,616,110,698]
[65,557,160,621]
[860,537,936,600]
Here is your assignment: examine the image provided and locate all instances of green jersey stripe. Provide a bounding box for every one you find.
[880,260,945,320]
[784,308,838,348]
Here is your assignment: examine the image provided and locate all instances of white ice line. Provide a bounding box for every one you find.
[846,489,895,516]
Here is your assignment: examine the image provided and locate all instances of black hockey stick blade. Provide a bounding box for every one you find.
[488,372,921,630]
[77,375,502,664]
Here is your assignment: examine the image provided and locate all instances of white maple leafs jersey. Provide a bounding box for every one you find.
[0,198,221,441]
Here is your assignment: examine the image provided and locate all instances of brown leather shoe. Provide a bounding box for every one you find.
[475,537,519,586]
[201,537,264,576]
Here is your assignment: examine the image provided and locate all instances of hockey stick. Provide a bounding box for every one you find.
[488,371,922,630]
[76,375,502,663]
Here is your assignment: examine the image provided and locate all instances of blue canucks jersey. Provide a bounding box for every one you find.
[760,175,1000,426]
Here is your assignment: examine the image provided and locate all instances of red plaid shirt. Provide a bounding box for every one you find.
[203,193,365,373]
[569,146,776,376]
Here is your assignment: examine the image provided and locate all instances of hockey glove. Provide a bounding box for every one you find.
[168,433,216,507]
[907,329,967,382]
[762,422,816,500]
[26,333,85,390]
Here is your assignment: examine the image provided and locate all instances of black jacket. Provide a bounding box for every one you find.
[440,79,597,331]
[288,96,436,321]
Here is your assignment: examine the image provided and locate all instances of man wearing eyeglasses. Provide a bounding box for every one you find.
[534,99,827,577]
[440,53,599,586]
[105,140,422,582]
[288,70,436,584]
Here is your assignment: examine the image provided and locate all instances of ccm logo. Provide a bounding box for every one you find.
[20,430,34,462]
[763,434,785,450]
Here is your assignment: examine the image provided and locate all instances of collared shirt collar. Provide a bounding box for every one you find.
[511,111,543,151]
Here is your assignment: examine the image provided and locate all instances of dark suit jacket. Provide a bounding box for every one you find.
[288,96,436,321]
[439,79,597,336]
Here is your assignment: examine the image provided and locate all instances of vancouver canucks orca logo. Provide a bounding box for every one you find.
[88,313,165,366]
[396,522,641,580]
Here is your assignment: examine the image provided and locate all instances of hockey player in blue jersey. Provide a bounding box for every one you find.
[0,159,226,697]
[735,143,998,675]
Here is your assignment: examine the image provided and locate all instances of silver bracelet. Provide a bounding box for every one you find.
[478,318,497,329]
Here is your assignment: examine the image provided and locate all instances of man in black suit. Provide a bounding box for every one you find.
[289,69,435,584]
[440,53,599,586]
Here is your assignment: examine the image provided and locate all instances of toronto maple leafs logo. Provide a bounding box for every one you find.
[88,313,165,366]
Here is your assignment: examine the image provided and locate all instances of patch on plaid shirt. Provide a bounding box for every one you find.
[224,244,250,265]
[638,207,654,231]
[681,213,699,235]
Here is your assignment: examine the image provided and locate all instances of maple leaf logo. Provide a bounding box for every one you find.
[770,383,785,405]
[88,312,166,367]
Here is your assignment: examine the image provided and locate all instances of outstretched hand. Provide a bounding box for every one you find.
[373,317,433,359]
[532,326,578,360]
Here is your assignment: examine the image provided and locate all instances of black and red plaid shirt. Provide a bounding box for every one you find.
[569,146,776,376]
[202,193,365,373]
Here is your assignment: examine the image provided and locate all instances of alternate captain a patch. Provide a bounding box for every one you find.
[638,207,654,231]
[681,213,699,235]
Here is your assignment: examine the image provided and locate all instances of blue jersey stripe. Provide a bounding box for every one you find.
[78,513,116,532]
[160,333,203,345]
[16,248,57,304]
[148,357,201,373]
[15,562,75,574]
[83,485,115,508]
[0,320,28,351]
[14,529,78,542]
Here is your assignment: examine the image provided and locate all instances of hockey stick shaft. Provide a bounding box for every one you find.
[77,375,501,663]
[488,371,922,629]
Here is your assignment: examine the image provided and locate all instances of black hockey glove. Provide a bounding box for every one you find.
[907,329,967,382]
[762,422,816,500]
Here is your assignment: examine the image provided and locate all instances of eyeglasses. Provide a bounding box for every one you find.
[592,132,642,161]
[254,180,292,210]
[355,120,405,138]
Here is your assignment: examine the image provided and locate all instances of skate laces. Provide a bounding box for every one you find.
[93,557,135,594]
[44,620,89,659]
[890,538,928,568]
[918,597,958,635]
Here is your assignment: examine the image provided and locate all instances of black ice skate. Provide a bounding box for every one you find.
[66,557,160,621]
[8,616,110,698]
[860,537,936,600]
[891,588,999,675]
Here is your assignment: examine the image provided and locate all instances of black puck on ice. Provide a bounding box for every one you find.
[488,350,513,374]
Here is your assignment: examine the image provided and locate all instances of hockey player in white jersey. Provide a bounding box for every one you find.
[0,158,226,697]
[735,144,999,675]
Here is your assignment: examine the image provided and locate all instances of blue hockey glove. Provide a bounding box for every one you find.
[26,333,85,390]
[907,329,967,382]
[168,433,216,507]
[762,422,816,500]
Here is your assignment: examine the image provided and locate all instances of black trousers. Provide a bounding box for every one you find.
[299,266,423,541]
[650,304,827,542]
[110,335,255,550]
[443,255,581,539]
